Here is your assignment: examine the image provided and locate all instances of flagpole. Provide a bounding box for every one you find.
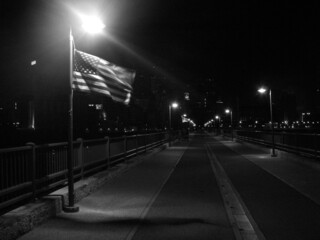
[64,28,79,213]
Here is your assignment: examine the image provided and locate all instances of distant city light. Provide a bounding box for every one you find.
[184,92,190,101]
[95,104,102,110]
[31,60,37,66]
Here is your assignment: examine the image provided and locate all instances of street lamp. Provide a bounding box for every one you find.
[81,15,105,34]
[258,87,276,157]
[65,15,105,213]
[225,108,233,141]
[168,102,179,146]
[215,115,220,135]
[169,102,179,130]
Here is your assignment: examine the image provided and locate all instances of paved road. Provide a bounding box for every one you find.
[208,136,320,240]
[19,136,236,240]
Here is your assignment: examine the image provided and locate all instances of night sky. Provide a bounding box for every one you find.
[1,0,319,114]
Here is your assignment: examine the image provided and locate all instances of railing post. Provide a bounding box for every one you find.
[145,134,147,152]
[135,135,138,157]
[314,133,318,158]
[124,135,127,161]
[76,138,84,179]
[104,136,110,168]
[26,142,36,201]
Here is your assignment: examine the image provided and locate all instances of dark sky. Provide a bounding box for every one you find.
[1,0,319,103]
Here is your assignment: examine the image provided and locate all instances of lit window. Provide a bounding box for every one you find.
[184,92,190,101]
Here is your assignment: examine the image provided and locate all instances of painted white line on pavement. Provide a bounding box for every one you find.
[206,144,266,240]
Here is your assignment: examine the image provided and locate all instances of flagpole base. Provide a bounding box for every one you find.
[63,205,79,213]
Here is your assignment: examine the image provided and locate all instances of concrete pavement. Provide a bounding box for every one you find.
[210,135,320,240]
[18,143,185,240]
[17,136,237,240]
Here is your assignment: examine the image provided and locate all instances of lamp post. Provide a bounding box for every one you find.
[225,109,233,141]
[258,87,276,157]
[65,15,105,213]
[215,115,220,135]
[169,102,179,146]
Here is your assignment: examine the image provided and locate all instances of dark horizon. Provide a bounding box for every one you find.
[1,0,320,144]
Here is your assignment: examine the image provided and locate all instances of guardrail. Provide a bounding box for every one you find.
[222,129,320,158]
[0,132,168,215]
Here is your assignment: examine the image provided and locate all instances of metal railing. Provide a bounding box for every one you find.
[0,132,168,215]
[223,129,320,158]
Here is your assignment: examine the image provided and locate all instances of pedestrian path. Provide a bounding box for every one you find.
[18,138,236,240]
[19,132,320,240]
[19,144,186,240]
[130,137,235,240]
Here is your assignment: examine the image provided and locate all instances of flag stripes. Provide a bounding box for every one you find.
[72,50,135,104]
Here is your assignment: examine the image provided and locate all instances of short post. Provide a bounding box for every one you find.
[26,142,36,201]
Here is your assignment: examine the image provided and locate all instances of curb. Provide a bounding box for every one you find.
[0,144,168,240]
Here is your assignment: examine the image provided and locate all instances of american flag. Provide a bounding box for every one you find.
[73,50,136,105]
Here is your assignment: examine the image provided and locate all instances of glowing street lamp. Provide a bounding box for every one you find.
[258,87,267,94]
[81,15,105,34]
[258,87,276,157]
[168,102,179,146]
[215,115,220,127]
[171,102,179,109]
[225,108,233,141]
[66,15,105,213]
[169,102,179,130]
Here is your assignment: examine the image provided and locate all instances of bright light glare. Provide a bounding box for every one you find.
[258,87,267,94]
[171,102,179,108]
[81,16,105,34]
[215,115,220,119]
[225,109,230,114]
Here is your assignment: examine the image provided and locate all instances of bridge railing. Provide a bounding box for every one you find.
[223,129,320,158]
[0,132,169,215]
